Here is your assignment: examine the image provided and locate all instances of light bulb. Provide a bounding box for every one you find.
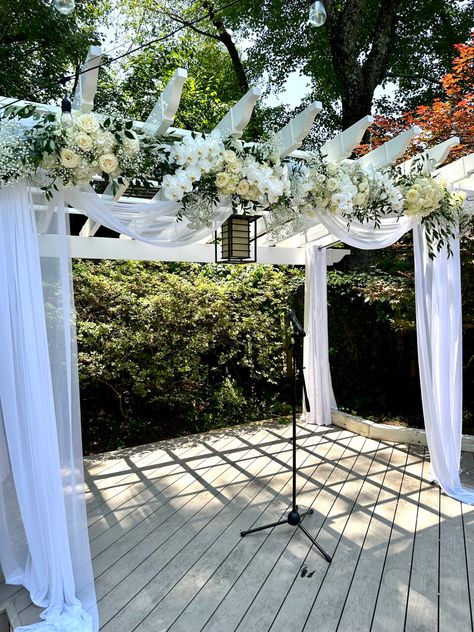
[53,0,75,15]
[309,1,327,27]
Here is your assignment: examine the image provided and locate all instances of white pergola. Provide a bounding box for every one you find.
[2,44,472,267]
[1,45,474,632]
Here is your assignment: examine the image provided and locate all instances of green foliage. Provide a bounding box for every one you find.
[73,260,303,453]
[0,0,101,102]
[326,243,473,428]
[95,36,242,132]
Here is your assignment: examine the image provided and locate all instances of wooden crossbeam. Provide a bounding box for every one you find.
[213,87,261,138]
[72,45,102,113]
[401,137,460,174]
[142,68,188,136]
[321,115,374,162]
[434,152,474,184]
[276,101,323,158]
[79,218,102,238]
[358,125,421,168]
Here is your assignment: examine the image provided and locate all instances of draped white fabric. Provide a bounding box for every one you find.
[413,226,474,503]
[304,246,336,426]
[0,180,232,632]
[0,184,97,631]
[63,185,232,246]
[305,210,473,504]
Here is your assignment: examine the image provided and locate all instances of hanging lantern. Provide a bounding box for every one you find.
[215,214,260,264]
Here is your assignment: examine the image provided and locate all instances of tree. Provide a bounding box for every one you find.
[0,0,101,103]
[359,32,474,161]
[116,0,474,139]
[95,35,244,131]
[241,0,474,131]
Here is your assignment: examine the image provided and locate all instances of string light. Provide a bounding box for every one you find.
[309,1,327,27]
[53,0,75,15]
[42,0,75,15]
[1,0,243,111]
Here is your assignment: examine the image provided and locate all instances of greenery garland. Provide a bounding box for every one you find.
[0,105,467,258]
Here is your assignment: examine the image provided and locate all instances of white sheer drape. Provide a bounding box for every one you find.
[305,211,474,504]
[64,185,232,246]
[0,180,231,632]
[0,184,97,631]
[304,246,336,426]
[413,226,473,502]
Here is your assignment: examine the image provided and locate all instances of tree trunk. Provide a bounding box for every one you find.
[325,0,402,130]
[201,0,249,95]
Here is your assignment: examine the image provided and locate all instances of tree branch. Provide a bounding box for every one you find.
[385,73,440,85]
[154,3,220,41]
[200,0,249,94]
[363,0,402,90]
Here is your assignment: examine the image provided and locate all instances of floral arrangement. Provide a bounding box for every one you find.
[0,104,141,199]
[0,105,467,257]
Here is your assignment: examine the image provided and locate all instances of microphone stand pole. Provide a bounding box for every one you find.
[240,311,331,563]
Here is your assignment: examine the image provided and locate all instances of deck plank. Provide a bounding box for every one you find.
[462,500,474,627]
[198,433,368,632]
[151,429,351,632]
[303,442,409,632]
[98,424,314,630]
[3,423,473,632]
[439,487,473,631]
[266,438,392,632]
[404,453,441,632]
[370,446,424,632]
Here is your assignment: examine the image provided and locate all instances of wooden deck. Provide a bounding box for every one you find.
[2,422,474,631]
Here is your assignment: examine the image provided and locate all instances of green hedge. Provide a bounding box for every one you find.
[74,261,304,453]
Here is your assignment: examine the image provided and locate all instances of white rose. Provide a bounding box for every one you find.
[59,148,81,169]
[224,149,237,164]
[216,172,230,189]
[75,133,93,152]
[222,184,236,196]
[327,177,338,192]
[228,160,242,174]
[247,184,261,201]
[354,192,366,206]
[236,179,250,196]
[98,153,119,174]
[76,113,100,135]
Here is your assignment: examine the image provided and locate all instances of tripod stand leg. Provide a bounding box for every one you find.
[299,508,314,520]
[298,522,332,563]
[241,517,288,537]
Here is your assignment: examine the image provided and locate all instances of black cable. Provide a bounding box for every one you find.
[0,0,242,111]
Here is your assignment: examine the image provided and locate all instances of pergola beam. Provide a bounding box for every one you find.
[38,234,349,266]
[72,45,102,113]
[213,87,261,138]
[401,137,460,174]
[321,115,374,162]
[142,68,188,136]
[435,152,474,184]
[277,101,322,158]
[359,125,421,168]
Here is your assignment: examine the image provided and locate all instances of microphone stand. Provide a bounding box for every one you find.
[240,309,331,563]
